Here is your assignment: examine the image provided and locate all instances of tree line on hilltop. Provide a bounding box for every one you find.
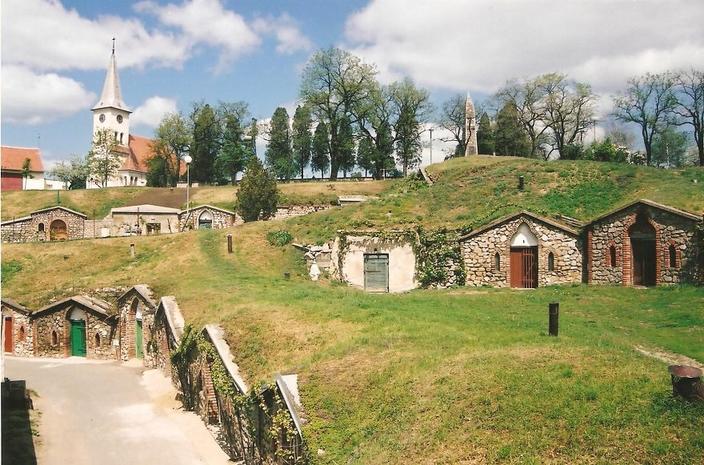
[50,49,703,190]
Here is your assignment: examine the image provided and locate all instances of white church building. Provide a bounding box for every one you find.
[87,45,156,189]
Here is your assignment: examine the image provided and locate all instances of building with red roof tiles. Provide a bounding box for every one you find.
[1,146,46,191]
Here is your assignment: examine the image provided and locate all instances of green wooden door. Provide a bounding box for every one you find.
[364,253,389,292]
[70,320,86,357]
[135,319,143,359]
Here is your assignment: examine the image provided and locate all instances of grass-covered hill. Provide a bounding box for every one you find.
[0,179,391,220]
[2,157,704,464]
[287,156,704,243]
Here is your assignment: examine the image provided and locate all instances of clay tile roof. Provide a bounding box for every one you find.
[1,146,44,172]
[123,135,154,173]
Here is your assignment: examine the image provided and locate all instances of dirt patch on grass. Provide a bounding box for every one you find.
[127,188,186,208]
[634,345,704,369]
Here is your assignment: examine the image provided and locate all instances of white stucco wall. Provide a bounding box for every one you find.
[331,234,418,293]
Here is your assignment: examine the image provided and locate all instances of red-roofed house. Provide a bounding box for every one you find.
[1,146,46,191]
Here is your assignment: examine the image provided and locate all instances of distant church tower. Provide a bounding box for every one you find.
[92,39,131,147]
[464,92,478,156]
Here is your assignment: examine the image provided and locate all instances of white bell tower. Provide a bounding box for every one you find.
[92,39,131,147]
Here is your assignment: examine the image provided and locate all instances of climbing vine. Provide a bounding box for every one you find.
[415,228,466,287]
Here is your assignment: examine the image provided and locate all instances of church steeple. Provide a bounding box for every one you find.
[92,39,130,112]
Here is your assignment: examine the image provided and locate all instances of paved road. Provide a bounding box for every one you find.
[5,356,231,465]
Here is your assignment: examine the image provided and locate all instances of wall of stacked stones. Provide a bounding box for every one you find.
[589,206,701,285]
[1,306,34,357]
[1,219,33,243]
[118,295,155,363]
[462,217,583,287]
[1,210,85,243]
[273,204,334,220]
[179,207,237,231]
[86,313,118,359]
[34,312,68,358]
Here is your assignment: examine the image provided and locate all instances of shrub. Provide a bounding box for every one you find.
[266,230,293,247]
[236,157,279,221]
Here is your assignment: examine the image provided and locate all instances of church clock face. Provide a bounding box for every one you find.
[117,114,123,123]
[99,114,105,123]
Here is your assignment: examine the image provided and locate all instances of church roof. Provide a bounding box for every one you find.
[1,146,44,172]
[121,135,153,173]
[93,50,130,112]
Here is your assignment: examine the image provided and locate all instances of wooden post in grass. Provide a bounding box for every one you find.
[518,175,525,191]
[130,243,135,258]
[549,302,559,336]
[227,234,233,254]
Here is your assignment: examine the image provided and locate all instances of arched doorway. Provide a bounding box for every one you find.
[68,308,87,357]
[629,214,656,286]
[131,299,143,359]
[50,219,68,241]
[510,223,538,288]
[198,211,213,229]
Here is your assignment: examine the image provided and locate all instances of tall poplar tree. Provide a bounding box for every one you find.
[265,107,295,180]
[292,105,312,179]
[311,121,330,179]
[336,116,356,177]
[477,113,495,154]
[190,103,221,183]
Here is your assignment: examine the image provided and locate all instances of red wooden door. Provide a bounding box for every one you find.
[510,247,538,288]
[4,317,13,353]
[631,239,656,286]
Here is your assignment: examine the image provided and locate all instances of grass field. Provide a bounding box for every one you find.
[2,157,704,464]
[0,179,391,220]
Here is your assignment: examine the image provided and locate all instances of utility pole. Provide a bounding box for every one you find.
[429,127,434,165]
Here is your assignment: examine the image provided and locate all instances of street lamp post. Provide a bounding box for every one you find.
[429,127,434,165]
[184,155,193,224]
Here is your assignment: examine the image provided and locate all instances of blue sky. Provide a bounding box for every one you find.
[2,0,703,168]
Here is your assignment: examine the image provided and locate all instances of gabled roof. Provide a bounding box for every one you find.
[588,199,701,224]
[183,204,236,216]
[33,295,114,319]
[117,284,157,309]
[1,298,31,315]
[1,215,32,225]
[31,205,87,218]
[111,204,181,214]
[1,146,44,172]
[459,211,579,241]
[93,50,130,112]
[121,135,153,173]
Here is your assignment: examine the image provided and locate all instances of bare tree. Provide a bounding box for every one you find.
[438,94,467,157]
[612,72,677,165]
[672,69,704,166]
[541,73,597,158]
[495,79,551,158]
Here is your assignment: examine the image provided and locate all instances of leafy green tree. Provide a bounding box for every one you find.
[21,158,33,190]
[292,105,312,179]
[311,121,330,178]
[236,157,279,221]
[392,78,431,176]
[356,134,375,176]
[300,47,376,179]
[353,84,396,178]
[652,127,690,167]
[146,155,170,187]
[494,103,530,156]
[613,72,677,165]
[560,143,585,160]
[152,112,191,186]
[215,112,250,185]
[190,103,221,183]
[87,128,122,187]
[583,139,629,163]
[477,113,495,154]
[50,155,90,190]
[265,107,295,180]
[335,115,356,177]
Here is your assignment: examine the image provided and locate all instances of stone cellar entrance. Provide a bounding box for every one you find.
[4,316,13,353]
[510,224,539,288]
[198,211,213,229]
[364,253,389,292]
[629,215,656,286]
[70,319,86,357]
[50,219,68,241]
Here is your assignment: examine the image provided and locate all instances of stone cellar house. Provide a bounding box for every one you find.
[180,204,239,230]
[32,295,118,359]
[117,285,157,363]
[586,199,702,286]
[460,211,583,288]
[2,298,34,357]
[1,206,87,243]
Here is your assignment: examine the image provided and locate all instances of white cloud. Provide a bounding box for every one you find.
[135,0,261,71]
[1,65,96,124]
[344,0,704,94]
[253,14,313,55]
[2,0,190,71]
[131,96,178,129]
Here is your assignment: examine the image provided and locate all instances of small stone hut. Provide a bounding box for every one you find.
[587,199,702,286]
[460,211,583,288]
[330,230,419,293]
[2,298,34,357]
[117,285,157,363]
[32,295,118,359]
[179,204,239,231]
[150,296,185,378]
[1,205,87,243]
[110,204,181,235]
